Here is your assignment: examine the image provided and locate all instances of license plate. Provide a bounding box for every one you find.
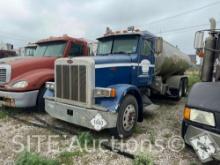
[190,133,216,162]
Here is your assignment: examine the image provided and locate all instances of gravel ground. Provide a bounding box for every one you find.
[0,97,202,165]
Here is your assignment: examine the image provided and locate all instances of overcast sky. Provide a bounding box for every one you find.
[0,0,220,54]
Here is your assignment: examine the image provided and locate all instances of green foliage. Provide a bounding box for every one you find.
[134,126,144,134]
[0,110,7,119]
[190,162,198,165]
[58,150,85,165]
[188,72,200,89]
[77,132,94,147]
[133,152,154,165]
[15,151,59,165]
[148,130,155,145]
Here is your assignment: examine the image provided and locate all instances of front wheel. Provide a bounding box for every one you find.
[36,86,47,111]
[110,95,138,138]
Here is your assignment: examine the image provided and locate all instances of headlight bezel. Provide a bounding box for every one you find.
[184,107,216,127]
[94,87,116,98]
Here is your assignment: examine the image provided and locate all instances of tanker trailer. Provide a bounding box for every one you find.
[151,39,191,99]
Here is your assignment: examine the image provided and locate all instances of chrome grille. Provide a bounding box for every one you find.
[0,68,7,83]
[56,64,87,104]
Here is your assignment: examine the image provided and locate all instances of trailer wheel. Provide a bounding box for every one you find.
[171,79,183,101]
[110,95,138,138]
[182,78,188,97]
[36,86,47,111]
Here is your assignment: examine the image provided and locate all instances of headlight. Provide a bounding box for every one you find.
[94,87,116,98]
[46,82,55,90]
[11,81,28,89]
[184,107,215,127]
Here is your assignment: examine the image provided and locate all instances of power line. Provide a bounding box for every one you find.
[146,0,220,26]
[156,21,220,35]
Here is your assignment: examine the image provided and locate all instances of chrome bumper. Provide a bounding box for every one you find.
[45,99,118,131]
[0,90,39,108]
[184,125,220,162]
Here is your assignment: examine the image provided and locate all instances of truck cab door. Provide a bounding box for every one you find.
[137,38,155,86]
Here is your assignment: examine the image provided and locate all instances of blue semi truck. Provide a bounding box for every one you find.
[44,27,191,138]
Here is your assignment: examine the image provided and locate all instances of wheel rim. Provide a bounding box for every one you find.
[122,104,136,131]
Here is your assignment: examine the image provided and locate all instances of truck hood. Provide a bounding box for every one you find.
[0,56,56,81]
[93,55,133,65]
[91,55,133,87]
[187,82,220,113]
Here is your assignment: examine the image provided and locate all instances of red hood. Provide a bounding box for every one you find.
[0,56,56,80]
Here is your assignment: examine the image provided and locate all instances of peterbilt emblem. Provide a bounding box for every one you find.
[67,59,73,64]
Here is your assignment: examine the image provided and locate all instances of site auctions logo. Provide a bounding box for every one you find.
[11,132,185,154]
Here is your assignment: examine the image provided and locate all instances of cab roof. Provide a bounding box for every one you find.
[97,30,157,40]
[36,35,87,44]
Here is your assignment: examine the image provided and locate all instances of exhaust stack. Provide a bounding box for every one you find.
[210,17,216,31]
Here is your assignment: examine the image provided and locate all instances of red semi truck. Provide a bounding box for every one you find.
[0,35,90,110]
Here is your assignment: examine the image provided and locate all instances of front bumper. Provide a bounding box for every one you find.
[183,123,220,162]
[45,99,118,131]
[0,90,39,108]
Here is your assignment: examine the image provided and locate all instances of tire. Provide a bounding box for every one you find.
[182,78,188,97]
[172,79,183,101]
[36,86,47,111]
[110,95,138,139]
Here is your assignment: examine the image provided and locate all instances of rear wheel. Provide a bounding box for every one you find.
[170,79,184,101]
[182,78,188,97]
[36,86,47,111]
[110,95,138,138]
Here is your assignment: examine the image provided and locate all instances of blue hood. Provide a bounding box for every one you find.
[93,55,135,87]
[93,54,132,65]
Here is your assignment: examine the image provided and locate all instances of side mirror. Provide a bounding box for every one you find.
[194,31,204,49]
[155,37,163,54]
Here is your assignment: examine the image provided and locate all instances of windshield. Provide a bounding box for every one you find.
[34,41,66,57]
[24,47,36,56]
[97,36,139,55]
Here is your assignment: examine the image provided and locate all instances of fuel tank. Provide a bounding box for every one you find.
[155,40,191,78]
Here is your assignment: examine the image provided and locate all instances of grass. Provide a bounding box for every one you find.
[16,150,87,165]
[77,132,95,147]
[190,162,198,165]
[15,151,59,165]
[148,130,155,145]
[133,152,154,165]
[0,110,7,119]
[187,71,200,89]
[58,150,86,165]
[134,126,145,134]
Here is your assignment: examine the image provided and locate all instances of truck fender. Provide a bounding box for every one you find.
[97,84,144,122]
[166,75,187,89]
